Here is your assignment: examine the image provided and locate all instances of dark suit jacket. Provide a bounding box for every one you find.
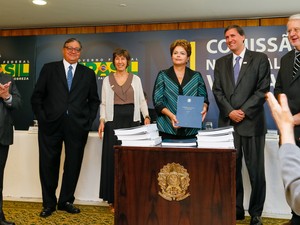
[31,61,100,134]
[212,49,270,136]
[274,50,300,140]
[0,73,22,145]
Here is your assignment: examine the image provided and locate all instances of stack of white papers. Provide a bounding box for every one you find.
[266,129,279,140]
[114,124,162,146]
[28,126,38,134]
[196,126,235,149]
[114,124,157,135]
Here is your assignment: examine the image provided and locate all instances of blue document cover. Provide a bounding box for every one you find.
[161,138,197,147]
[176,95,204,128]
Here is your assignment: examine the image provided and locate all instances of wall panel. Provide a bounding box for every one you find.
[95,25,127,33]
[261,17,288,26]
[0,17,288,36]
[224,19,260,27]
[67,27,96,34]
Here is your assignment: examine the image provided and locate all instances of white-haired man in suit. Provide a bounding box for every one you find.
[274,14,300,225]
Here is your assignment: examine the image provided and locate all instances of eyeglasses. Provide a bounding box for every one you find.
[64,46,81,53]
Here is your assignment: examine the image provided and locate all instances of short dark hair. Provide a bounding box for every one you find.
[224,25,245,36]
[170,39,192,57]
[112,48,131,68]
[63,38,82,50]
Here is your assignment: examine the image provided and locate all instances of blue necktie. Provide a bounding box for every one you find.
[293,52,300,78]
[67,65,73,90]
[234,56,241,84]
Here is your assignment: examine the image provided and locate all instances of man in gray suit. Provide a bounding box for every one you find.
[213,25,270,225]
[0,73,21,225]
[266,92,300,221]
[274,14,300,225]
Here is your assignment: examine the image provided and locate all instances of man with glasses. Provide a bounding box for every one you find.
[31,38,100,218]
[274,14,300,225]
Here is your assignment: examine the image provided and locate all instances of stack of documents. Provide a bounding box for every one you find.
[114,124,162,146]
[28,126,38,134]
[196,126,235,149]
[266,129,279,140]
[161,138,197,147]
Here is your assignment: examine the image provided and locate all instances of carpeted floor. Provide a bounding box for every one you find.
[236,217,289,225]
[3,200,290,225]
[3,201,114,225]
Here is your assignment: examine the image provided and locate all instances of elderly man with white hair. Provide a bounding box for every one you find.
[274,13,300,225]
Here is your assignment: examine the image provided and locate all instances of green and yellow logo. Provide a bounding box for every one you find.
[190,41,196,70]
[80,59,139,79]
[0,61,30,81]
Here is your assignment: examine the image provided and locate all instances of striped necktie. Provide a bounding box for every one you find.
[67,65,73,90]
[293,52,300,78]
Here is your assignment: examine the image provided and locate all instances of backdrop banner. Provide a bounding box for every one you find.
[0,36,37,130]
[0,26,289,130]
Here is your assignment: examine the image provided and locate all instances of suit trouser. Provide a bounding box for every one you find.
[0,144,9,211]
[234,133,266,217]
[38,115,89,208]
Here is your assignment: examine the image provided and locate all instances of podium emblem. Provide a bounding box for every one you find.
[158,162,190,201]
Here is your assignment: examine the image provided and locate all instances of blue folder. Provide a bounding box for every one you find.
[176,95,204,128]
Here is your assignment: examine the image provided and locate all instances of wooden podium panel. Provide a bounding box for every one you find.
[114,146,236,225]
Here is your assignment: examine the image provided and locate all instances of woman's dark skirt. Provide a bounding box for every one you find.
[99,104,140,204]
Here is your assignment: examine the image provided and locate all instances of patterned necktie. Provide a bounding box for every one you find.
[67,65,73,90]
[293,52,300,78]
[234,56,241,84]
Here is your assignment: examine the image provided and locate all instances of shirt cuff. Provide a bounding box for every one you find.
[4,95,12,104]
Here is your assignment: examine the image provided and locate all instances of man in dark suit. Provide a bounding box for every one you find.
[31,38,100,218]
[274,14,300,225]
[212,25,270,225]
[0,73,21,225]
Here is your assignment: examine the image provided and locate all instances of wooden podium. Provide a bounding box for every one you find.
[114,146,236,225]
